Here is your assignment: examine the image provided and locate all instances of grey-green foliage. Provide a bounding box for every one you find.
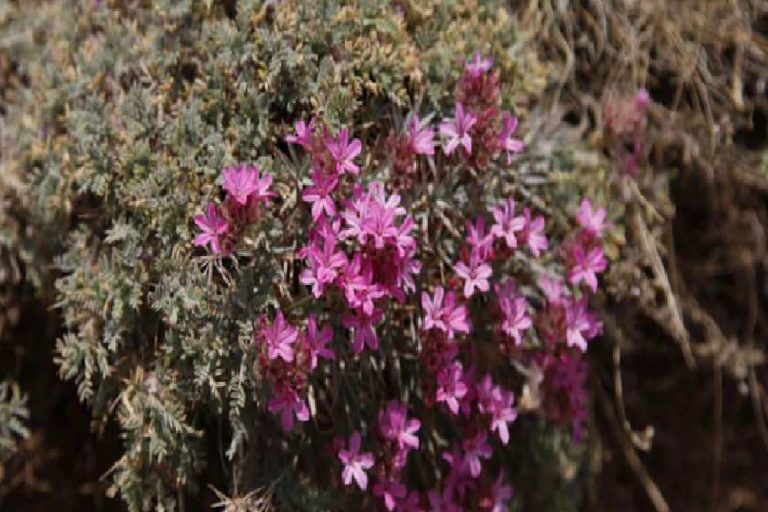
[0,0,595,510]
[0,380,29,462]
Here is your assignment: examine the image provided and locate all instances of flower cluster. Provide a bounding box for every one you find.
[290,121,422,354]
[255,312,335,432]
[189,53,611,511]
[193,164,274,254]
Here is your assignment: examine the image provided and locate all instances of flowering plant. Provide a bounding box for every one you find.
[192,53,608,511]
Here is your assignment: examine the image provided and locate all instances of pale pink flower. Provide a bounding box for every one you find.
[302,168,338,221]
[325,127,362,175]
[440,103,477,156]
[576,198,607,238]
[465,52,493,78]
[565,297,603,351]
[286,118,316,148]
[305,316,335,369]
[453,255,492,298]
[267,387,309,432]
[421,286,471,339]
[567,244,607,293]
[462,432,492,478]
[490,198,525,249]
[193,202,229,254]
[498,112,524,164]
[339,432,375,490]
[260,311,298,362]
[489,472,514,512]
[519,207,548,257]
[436,361,468,415]
[407,114,435,155]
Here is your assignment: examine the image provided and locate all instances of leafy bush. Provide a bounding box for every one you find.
[2,1,618,510]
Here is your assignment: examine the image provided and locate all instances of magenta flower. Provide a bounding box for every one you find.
[338,432,375,490]
[286,118,316,148]
[421,286,471,339]
[490,198,525,249]
[465,217,494,261]
[498,112,524,164]
[465,52,493,78]
[340,254,386,315]
[305,316,335,369]
[343,308,383,354]
[260,310,298,362]
[300,238,347,298]
[440,103,477,156]
[495,280,531,345]
[407,114,435,155]
[487,387,517,444]
[374,478,407,511]
[538,275,566,305]
[325,127,362,175]
[489,472,514,512]
[302,168,338,221]
[379,401,421,451]
[267,387,309,432]
[567,244,607,293]
[222,164,260,205]
[576,198,607,238]
[462,431,492,478]
[454,254,492,298]
[436,361,469,415]
[565,297,602,351]
[193,202,229,254]
[519,207,548,257]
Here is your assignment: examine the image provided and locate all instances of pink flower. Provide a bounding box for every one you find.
[465,52,493,78]
[489,472,514,512]
[454,255,492,298]
[567,244,607,293]
[222,164,260,205]
[519,207,548,257]
[267,387,309,432]
[305,316,335,369]
[421,287,471,339]
[462,431,492,478]
[466,217,494,261]
[490,198,525,249]
[379,401,421,451]
[374,478,407,511]
[495,280,531,345]
[565,297,602,351]
[436,361,469,415]
[407,114,435,155]
[260,311,298,362]
[576,198,607,238]
[325,127,362,175]
[193,202,229,254]
[539,275,566,305]
[488,390,517,444]
[286,118,316,148]
[498,112,524,164]
[338,432,375,490]
[340,254,386,315]
[440,103,477,156]
[300,238,347,298]
[302,168,338,221]
[343,308,383,354]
